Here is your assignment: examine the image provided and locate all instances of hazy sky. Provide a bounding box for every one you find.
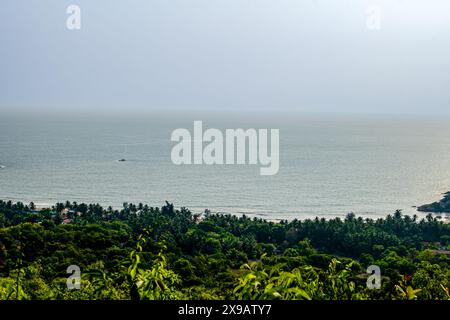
[1,0,450,114]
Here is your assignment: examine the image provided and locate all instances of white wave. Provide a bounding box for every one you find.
[34,202,53,209]
[0,165,5,169]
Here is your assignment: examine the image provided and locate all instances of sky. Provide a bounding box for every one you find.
[1,0,450,114]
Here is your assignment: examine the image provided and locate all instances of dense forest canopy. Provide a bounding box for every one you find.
[0,200,449,300]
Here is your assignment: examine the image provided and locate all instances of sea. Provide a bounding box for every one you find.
[1,112,449,221]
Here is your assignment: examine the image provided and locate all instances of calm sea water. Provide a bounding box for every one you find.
[1,113,449,220]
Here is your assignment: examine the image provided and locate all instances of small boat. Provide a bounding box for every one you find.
[118,159,126,162]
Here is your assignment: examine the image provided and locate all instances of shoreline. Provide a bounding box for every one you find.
[3,198,447,224]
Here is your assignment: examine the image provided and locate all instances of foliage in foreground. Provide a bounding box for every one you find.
[0,200,449,300]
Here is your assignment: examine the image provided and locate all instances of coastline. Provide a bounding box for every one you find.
[10,198,448,224]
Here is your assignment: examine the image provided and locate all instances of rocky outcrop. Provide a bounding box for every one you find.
[418,192,450,213]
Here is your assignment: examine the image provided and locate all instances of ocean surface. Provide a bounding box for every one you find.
[1,112,449,221]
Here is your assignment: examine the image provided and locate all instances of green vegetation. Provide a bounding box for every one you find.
[0,200,449,300]
[418,192,450,213]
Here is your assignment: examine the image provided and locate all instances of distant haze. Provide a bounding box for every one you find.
[1,0,450,114]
